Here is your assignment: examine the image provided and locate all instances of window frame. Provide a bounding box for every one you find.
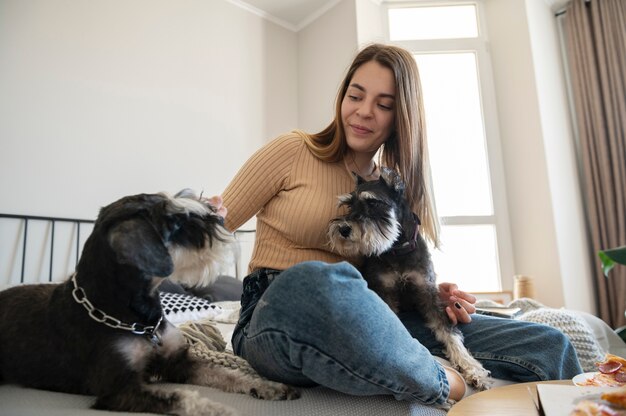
[384,0,515,292]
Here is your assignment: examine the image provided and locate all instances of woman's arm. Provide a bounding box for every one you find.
[221,134,302,232]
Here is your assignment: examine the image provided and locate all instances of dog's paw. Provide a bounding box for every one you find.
[248,380,301,401]
[464,368,492,391]
[175,389,239,416]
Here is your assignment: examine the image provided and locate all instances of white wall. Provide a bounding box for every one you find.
[297,0,358,132]
[0,0,298,220]
[483,0,593,312]
[484,0,562,306]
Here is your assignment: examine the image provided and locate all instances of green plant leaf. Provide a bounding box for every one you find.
[599,251,616,277]
[598,245,626,277]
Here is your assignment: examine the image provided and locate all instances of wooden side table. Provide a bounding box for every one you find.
[448,380,572,416]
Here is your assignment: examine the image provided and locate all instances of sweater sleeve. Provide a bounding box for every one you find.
[221,133,301,232]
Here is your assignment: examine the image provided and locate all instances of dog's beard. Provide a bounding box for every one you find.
[167,226,238,287]
[328,215,401,257]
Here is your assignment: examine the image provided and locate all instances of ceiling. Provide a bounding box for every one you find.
[238,0,341,31]
[239,0,572,31]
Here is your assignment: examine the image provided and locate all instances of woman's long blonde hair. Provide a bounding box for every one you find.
[298,43,440,246]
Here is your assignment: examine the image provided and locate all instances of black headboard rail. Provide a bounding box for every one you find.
[1,213,256,286]
[0,213,95,284]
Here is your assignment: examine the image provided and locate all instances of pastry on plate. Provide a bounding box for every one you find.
[602,386,626,409]
[570,399,625,415]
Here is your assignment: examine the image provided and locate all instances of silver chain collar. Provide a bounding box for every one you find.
[70,273,163,344]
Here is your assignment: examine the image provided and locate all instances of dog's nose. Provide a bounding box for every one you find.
[338,225,352,238]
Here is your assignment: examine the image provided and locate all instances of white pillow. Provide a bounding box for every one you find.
[159,292,223,325]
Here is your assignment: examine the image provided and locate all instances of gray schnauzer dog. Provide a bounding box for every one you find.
[328,168,490,390]
[0,190,298,416]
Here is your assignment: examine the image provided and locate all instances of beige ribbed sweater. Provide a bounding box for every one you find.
[222,132,359,273]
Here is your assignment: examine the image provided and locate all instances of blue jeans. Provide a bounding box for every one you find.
[232,261,582,406]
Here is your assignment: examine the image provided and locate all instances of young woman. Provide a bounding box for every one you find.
[217,43,582,406]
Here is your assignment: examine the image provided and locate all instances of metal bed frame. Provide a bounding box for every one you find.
[0,213,255,285]
[0,213,95,284]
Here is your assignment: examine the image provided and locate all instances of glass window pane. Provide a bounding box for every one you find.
[430,225,500,292]
[388,5,478,40]
[415,52,493,216]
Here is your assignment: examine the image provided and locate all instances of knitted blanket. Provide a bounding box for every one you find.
[178,317,265,378]
[476,298,605,372]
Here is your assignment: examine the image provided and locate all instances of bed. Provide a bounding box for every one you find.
[1,213,625,416]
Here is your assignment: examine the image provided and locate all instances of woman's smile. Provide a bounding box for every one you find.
[349,123,373,135]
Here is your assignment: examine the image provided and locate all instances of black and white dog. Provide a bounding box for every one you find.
[0,190,298,415]
[328,168,490,390]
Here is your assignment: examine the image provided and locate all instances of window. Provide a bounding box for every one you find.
[386,1,513,292]
[388,5,478,40]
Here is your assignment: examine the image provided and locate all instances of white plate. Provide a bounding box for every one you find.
[572,371,626,387]
[572,372,596,386]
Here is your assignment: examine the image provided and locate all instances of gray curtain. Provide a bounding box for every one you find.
[563,0,626,327]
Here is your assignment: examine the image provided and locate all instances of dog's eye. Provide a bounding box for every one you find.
[165,215,183,232]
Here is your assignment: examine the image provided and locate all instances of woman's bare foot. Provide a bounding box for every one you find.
[444,366,467,401]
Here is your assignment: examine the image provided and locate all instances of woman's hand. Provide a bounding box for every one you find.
[438,282,477,325]
[202,195,228,219]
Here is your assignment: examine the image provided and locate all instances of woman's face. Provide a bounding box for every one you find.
[341,60,396,158]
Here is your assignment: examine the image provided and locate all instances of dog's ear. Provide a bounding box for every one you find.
[336,192,354,207]
[108,218,174,277]
[379,167,405,195]
[352,172,368,186]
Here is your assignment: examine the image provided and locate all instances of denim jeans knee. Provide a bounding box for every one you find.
[234,261,451,406]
